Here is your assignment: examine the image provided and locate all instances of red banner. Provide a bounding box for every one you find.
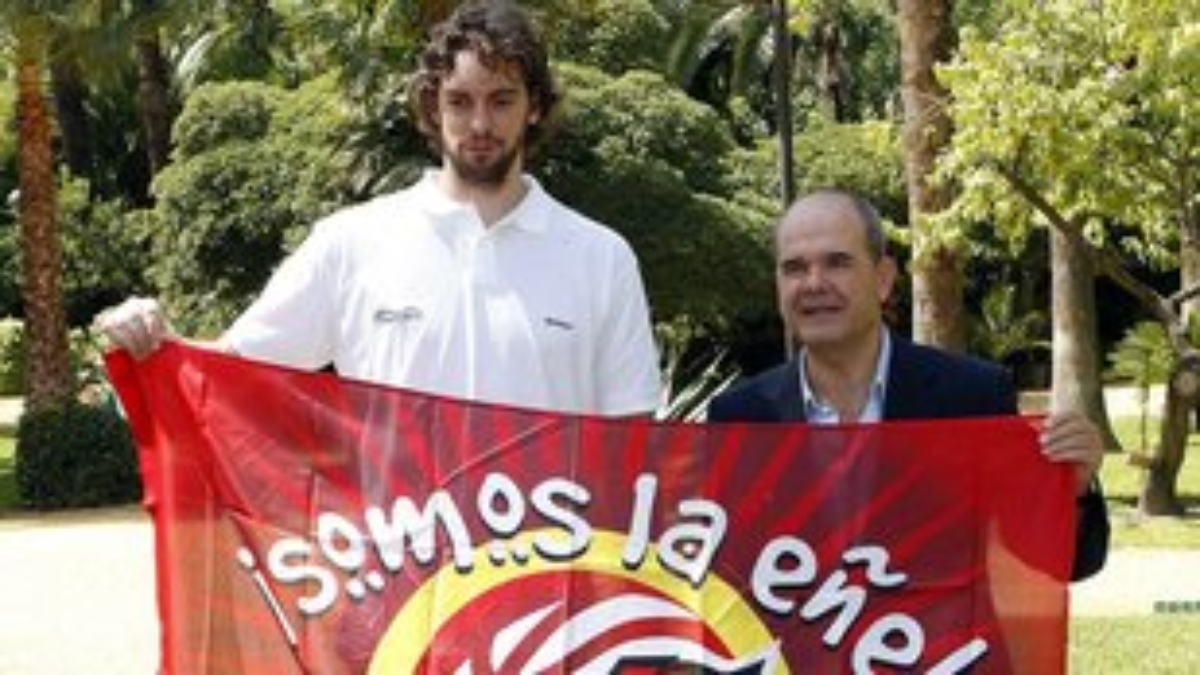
[106,343,1074,674]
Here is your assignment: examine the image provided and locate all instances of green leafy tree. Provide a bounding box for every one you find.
[540,0,672,76]
[940,0,1200,514]
[147,77,357,336]
[57,178,147,323]
[542,64,776,335]
[538,63,778,398]
[791,113,905,212]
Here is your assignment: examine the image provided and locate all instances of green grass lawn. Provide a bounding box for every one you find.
[1104,415,1200,548]
[0,433,16,512]
[1071,616,1200,674]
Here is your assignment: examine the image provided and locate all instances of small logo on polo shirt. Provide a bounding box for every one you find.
[543,317,574,331]
[375,306,423,323]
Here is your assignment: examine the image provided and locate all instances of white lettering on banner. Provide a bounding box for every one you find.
[656,499,728,587]
[363,490,473,571]
[246,471,990,672]
[265,538,337,616]
[621,473,657,569]
[750,538,987,672]
[479,473,527,566]
[529,477,591,560]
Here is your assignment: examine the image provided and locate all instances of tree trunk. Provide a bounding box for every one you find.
[1179,197,1200,323]
[48,49,93,181]
[1050,229,1120,449]
[911,247,964,348]
[897,0,964,350]
[16,48,75,412]
[135,30,175,181]
[814,21,848,122]
[1178,198,1199,497]
[1143,189,1200,515]
[772,0,795,208]
[1141,356,1198,515]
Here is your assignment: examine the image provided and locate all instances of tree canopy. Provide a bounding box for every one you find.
[940,0,1198,265]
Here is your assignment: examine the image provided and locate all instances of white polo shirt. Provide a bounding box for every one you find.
[225,172,662,415]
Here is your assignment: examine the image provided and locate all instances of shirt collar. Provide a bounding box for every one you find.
[417,170,549,234]
[799,330,892,424]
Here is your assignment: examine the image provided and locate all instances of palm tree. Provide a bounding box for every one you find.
[130,0,181,178]
[47,37,94,181]
[3,5,76,412]
[666,1,795,207]
[25,0,189,203]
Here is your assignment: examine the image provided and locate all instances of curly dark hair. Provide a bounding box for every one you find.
[409,1,562,156]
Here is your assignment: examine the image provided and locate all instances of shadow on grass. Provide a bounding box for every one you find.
[1106,495,1200,512]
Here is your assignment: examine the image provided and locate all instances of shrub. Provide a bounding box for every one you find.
[149,78,357,337]
[15,401,141,510]
[0,321,111,397]
[0,317,25,395]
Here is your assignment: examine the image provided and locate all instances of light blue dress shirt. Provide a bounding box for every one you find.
[798,331,892,424]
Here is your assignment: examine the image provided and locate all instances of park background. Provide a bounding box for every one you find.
[0,0,1197,672]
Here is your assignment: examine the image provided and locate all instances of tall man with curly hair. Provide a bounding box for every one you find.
[97,1,661,417]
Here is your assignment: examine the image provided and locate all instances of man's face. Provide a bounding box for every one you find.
[775,198,895,353]
[436,50,539,188]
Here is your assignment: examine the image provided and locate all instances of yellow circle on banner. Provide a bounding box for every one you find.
[367,529,786,673]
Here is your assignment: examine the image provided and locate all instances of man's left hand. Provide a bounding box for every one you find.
[1039,410,1104,496]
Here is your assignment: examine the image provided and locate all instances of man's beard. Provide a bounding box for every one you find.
[447,141,522,188]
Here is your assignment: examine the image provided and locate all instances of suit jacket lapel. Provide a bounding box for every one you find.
[775,334,938,422]
[768,359,808,422]
[883,335,935,419]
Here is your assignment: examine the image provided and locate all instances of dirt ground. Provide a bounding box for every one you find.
[0,507,156,675]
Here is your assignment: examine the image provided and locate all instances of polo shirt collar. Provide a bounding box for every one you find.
[417,170,550,234]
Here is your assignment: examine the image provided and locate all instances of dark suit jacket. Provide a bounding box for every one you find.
[707,333,1109,580]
